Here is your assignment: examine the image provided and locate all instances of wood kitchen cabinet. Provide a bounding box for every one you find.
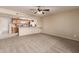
[11,18,19,33]
[11,18,30,33]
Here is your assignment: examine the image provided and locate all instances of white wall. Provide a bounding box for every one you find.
[36,17,43,28]
[42,9,79,41]
[0,17,11,34]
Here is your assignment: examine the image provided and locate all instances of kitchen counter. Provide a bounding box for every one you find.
[19,27,42,36]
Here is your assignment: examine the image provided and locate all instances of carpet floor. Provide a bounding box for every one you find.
[0,33,79,53]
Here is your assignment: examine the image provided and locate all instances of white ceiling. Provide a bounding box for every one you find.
[0,6,79,17]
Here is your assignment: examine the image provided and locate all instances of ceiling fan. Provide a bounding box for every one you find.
[30,6,50,15]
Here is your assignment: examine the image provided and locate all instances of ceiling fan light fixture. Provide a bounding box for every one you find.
[37,11,43,14]
[31,6,49,15]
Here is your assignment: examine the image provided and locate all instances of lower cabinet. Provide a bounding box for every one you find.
[19,27,41,36]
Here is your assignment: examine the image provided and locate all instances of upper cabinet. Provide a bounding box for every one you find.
[12,17,37,27]
[12,18,30,24]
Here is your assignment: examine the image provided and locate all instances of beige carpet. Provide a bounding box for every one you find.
[0,33,79,53]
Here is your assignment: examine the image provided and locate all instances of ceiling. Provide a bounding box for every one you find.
[0,6,79,17]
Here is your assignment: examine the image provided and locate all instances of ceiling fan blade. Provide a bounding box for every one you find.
[43,9,50,11]
[42,12,45,14]
[34,12,37,14]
